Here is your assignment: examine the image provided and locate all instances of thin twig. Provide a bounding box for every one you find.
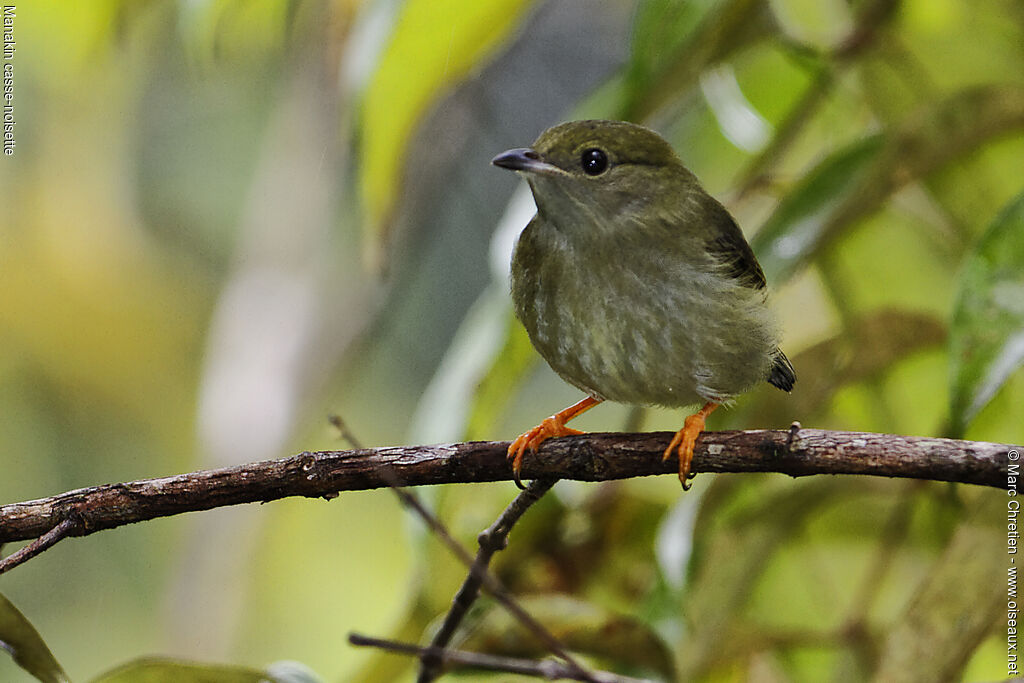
[0,516,80,575]
[330,416,479,567]
[734,0,898,196]
[418,479,561,682]
[327,414,366,450]
[329,417,595,681]
[350,633,651,682]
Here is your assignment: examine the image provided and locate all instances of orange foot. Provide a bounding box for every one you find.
[663,401,719,490]
[507,396,601,488]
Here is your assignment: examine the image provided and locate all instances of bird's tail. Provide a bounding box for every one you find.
[767,349,796,392]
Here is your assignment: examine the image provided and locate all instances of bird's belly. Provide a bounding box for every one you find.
[518,263,775,408]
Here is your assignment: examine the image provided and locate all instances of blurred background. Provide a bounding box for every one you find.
[1,0,1022,681]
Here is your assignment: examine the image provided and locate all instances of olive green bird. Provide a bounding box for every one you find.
[492,120,795,489]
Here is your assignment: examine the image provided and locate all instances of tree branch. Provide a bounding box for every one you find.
[349,633,651,682]
[417,479,563,683]
[327,416,598,682]
[0,429,1014,549]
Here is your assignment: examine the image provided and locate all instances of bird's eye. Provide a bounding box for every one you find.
[580,148,608,176]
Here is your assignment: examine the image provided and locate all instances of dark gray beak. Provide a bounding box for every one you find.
[491,148,559,175]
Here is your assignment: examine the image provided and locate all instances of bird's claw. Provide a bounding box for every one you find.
[663,411,707,490]
[507,417,584,488]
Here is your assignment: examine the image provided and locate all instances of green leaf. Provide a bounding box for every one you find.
[621,0,776,121]
[738,308,946,428]
[91,657,316,683]
[359,0,534,262]
[262,661,323,683]
[751,134,885,285]
[680,477,865,678]
[872,494,1005,682]
[0,592,68,683]
[948,189,1024,437]
[180,0,293,67]
[753,85,1024,285]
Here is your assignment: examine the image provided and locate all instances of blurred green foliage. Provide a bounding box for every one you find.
[1,0,1022,681]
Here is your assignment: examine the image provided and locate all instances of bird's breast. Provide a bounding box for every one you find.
[511,217,777,407]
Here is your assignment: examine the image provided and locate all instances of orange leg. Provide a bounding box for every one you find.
[507,396,602,488]
[663,401,718,490]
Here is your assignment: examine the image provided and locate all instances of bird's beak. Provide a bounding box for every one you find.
[491,148,560,175]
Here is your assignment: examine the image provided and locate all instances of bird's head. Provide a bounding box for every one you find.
[492,120,696,230]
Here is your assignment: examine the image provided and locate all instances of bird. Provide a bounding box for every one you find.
[491,119,795,489]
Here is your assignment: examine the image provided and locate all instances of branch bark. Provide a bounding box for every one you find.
[0,429,1015,546]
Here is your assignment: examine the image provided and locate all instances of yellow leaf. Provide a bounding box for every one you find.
[360,0,533,263]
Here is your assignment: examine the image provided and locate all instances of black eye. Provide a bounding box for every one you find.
[580,148,608,176]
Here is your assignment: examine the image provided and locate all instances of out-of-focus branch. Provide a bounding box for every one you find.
[0,429,1014,561]
[417,479,562,683]
[327,416,595,682]
[348,633,651,683]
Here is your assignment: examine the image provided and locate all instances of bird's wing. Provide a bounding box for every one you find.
[703,201,767,290]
